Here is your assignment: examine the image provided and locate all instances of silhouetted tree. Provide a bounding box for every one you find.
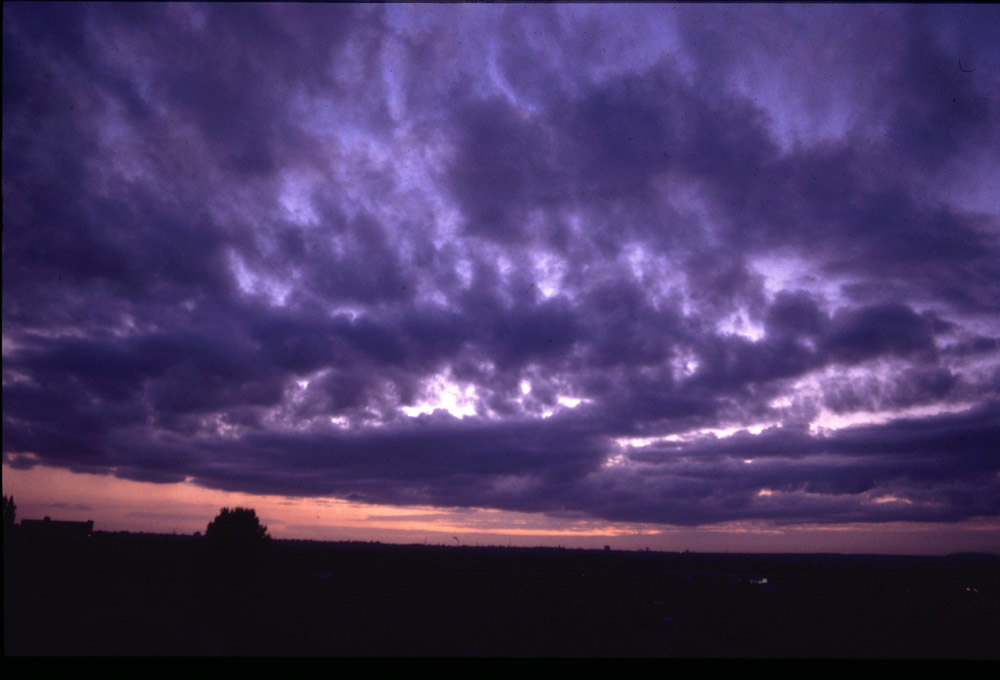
[205,507,270,547]
[3,495,15,529]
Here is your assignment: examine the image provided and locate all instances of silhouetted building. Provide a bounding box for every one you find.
[20,517,94,541]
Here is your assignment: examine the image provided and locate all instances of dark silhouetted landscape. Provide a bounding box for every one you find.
[5,524,997,657]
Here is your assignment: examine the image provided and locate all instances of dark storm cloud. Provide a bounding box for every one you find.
[446,97,561,244]
[821,303,939,364]
[610,402,1000,524]
[3,4,998,529]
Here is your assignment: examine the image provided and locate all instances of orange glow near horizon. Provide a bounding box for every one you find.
[3,463,999,554]
[0,463,646,544]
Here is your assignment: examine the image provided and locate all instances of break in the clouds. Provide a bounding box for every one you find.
[4,3,999,530]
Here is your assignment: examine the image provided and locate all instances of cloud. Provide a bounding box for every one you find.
[3,4,999,532]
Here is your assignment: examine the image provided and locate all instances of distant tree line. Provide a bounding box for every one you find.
[3,495,15,530]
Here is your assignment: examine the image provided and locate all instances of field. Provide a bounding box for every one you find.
[5,532,998,657]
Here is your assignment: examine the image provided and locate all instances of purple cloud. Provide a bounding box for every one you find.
[3,4,999,533]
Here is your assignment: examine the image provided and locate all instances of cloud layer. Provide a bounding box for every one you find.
[4,4,999,529]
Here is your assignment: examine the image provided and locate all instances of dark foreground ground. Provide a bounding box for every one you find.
[4,531,998,657]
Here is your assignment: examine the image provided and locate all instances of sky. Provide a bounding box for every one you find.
[3,3,999,554]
